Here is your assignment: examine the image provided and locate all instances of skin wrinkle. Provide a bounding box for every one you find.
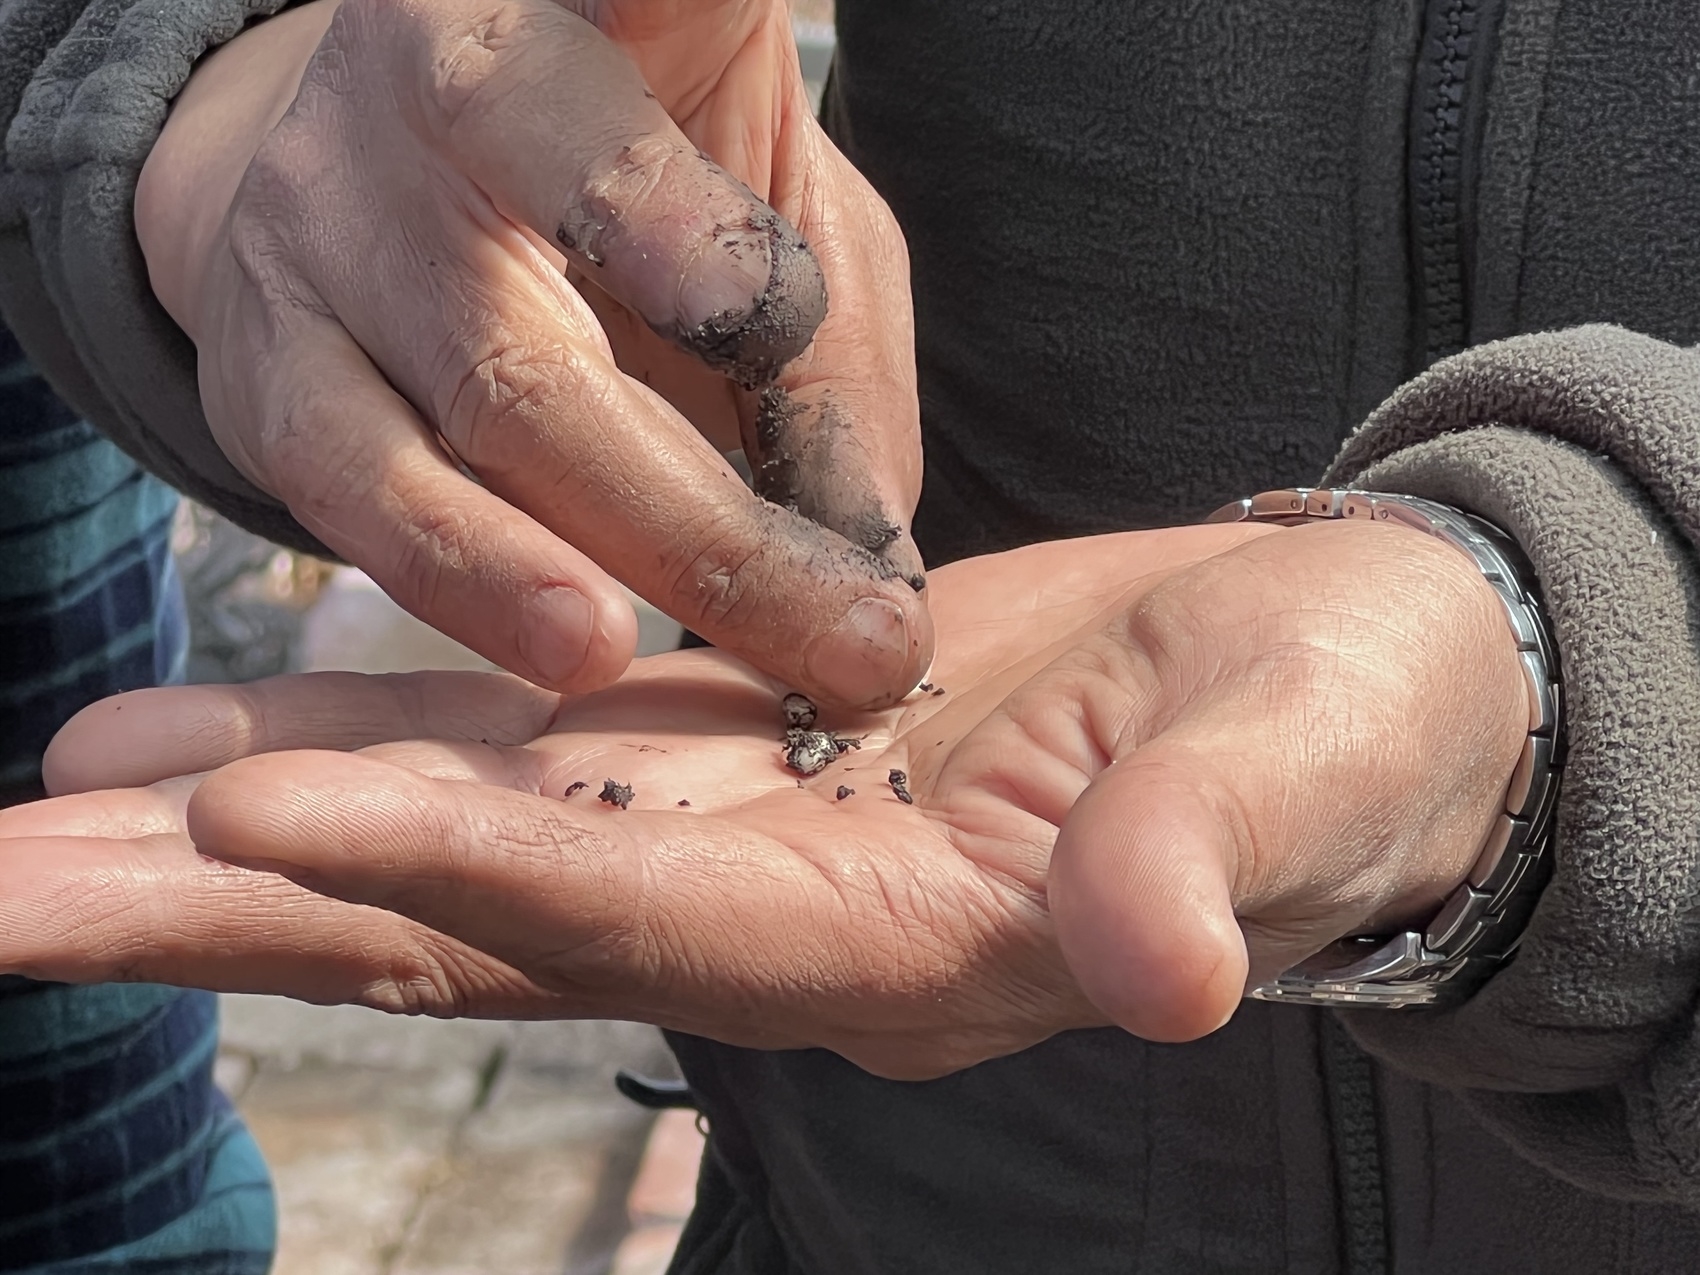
[665,519,773,631]
[557,142,673,268]
[597,2,773,131]
[259,354,394,512]
[357,934,528,1017]
[438,341,578,474]
[383,495,487,620]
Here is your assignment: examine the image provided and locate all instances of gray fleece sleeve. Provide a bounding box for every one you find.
[0,0,330,556]
[1324,324,1700,1208]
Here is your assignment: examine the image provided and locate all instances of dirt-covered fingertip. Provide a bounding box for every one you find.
[676,206,827,388]
[554,139,827,390]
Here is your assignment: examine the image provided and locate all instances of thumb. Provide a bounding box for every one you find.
[1049,746,1250,1043]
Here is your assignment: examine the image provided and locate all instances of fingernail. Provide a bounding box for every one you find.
[676,215,826,387]
[675,223,773,334]
[803,597,915,709]
[518,587,597,688]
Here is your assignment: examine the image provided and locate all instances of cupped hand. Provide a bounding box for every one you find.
[5,519,1526,1076]
[136,0,928,707]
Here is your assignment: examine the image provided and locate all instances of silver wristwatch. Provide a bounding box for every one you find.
[1206,488,1564,1008]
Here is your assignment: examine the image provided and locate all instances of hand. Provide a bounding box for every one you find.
[4,520,1526,1075]
[135,0,929,708]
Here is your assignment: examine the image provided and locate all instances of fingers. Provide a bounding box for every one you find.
[0,832,553,1016]
[240,226,929,707]
[392,0,825,387]
[221,0,930,706]
[0,784,193,841]
[181,750,973,1052]
[184,752,766,1012]
[43,670,560,795]
[387,0,932,690]
[209,302,641,692]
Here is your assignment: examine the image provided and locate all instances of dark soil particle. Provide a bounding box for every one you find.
[599,779,635,810]
[781,692,818,730]
[917,682,933,693]
[780,693,862,776]
[836,785,855,801]
[783,727,861,777]
[677,799,691,807]
[931,687,947,697]
[888,769,914,804]
[907,573,926,592]
[564,781,589,797]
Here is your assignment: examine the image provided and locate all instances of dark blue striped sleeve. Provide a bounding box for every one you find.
[0,322,275,1273]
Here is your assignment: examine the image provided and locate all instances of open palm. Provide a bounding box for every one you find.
[3,508,1522,1076]
[0,527,1255,1077]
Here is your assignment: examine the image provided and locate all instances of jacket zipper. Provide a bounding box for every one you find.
[1335,8,1512,1269]
[1321,1015,1389,1275]
[1409,0,1503,368]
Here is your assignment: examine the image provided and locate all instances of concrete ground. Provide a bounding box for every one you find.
[217,1004,683,1275]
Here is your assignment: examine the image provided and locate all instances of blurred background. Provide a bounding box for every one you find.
[187,9,837,1271]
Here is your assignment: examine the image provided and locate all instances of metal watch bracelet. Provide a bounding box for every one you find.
[1206,488,1564,1008]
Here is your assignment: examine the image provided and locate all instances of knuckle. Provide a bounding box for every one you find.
[415,0,553,136]
[178,688,265,763]
[655,513,778,634]
[433,337,592,475]
[228,105,346,288]
[259,375,372,516]
[356,945,483,1017]
[226,166,313,309]
[530,923,654,1000]
[517,827,654,996]
[382,494,486,619]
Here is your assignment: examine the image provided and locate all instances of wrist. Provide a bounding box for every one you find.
[1209,488,1564,1006]
[135,0,339,339]
[1364,518,1533,925]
